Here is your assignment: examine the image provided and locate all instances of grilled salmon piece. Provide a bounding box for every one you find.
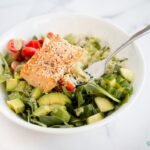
[20,34,85,93]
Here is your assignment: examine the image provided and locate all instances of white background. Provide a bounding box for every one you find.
[0,0,150,150]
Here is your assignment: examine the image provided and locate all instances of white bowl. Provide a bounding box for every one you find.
[0,14,145,134]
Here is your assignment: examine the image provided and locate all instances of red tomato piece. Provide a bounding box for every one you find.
[21,47,37,58]
[38,39,43,45]
[26,40,41,49]
[66,82,75,91]
[47,32,54,39]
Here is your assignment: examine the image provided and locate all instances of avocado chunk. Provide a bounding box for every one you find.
[15,81,26,92]
[38,92,71,106]
[51,105,71,123]
[33,104,70,122]
[31,87,42,99]
[120,68,134,82]
[87,113,103,124]
[95,97,114,112]
[6,78,18,91]
[32,104,62,116]
[33,105,51,116]
[7,98,25,113]
[8,92,22,100]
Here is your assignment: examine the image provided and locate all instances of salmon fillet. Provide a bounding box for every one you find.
[20,34,86,93]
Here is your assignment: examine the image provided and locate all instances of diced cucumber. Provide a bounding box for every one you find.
[95,97,114,112]
[8,92,22,100]
[74,107,84,117]
[87,113,103,124]
[108,78,116,87]
[15,81,26,92]
[38,92,71,106]
[33,105,51,116]
[51,105,71,123]
[31,87,42,99]
[64,34,78,45]
[120,68,134,82]
[7,98,25,113]
[6,78,18,91]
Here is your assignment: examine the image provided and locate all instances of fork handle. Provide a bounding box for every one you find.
[104,24,150,71]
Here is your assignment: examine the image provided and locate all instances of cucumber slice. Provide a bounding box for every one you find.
[87,113,103,124]
[31,87,42,99]
[38,92,71,106]
[95,97,114,112]
[7,98,25,113]
[74,107,84,117]
[6,78,18,91]
[120,68,134,82]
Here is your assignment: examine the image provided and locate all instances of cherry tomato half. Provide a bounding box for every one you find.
[66,82,75,92]
[7,39,23,53]
[21,47,37,58]
[26,40,41,49]
[47,32,54,39]
[38,39,43,45]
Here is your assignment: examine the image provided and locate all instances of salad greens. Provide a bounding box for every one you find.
[0,34,134,128]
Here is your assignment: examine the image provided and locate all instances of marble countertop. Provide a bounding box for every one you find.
[0,0,150,150]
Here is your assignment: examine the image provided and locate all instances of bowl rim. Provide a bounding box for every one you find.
[0,13,146,134]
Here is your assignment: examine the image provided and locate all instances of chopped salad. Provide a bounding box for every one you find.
[0,32,134,128]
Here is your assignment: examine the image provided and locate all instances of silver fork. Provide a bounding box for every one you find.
[85,24,150,78]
